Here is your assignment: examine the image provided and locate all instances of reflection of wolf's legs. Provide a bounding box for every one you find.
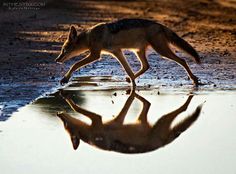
[59,90,102,127]
[151,95,194,138]
[151,95,203,145]
[108,91,151,127]
[169,103,202,141]
[134,93,151,126]
[109,91,136,125]
[153,95,193,130]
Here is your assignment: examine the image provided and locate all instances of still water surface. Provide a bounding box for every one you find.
[0,87,235,174]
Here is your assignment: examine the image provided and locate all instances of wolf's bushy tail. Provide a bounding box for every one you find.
[164,28,201,64]
[172,104,203,134]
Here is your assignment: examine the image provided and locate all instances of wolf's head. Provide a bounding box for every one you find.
[57,112,80,150]
[55,26,88,63]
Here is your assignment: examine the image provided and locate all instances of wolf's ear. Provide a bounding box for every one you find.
[68,26,77,41]
[71,134,80,150]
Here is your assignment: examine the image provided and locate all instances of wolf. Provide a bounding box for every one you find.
[55,18,201,88]
[57,90,203,153]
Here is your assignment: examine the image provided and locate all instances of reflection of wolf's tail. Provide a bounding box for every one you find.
[172,104,203,134]
[164,28,201,64]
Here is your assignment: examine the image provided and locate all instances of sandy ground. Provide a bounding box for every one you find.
[0,0,236,121]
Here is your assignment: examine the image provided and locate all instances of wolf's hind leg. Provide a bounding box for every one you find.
[149,36,199,86]
[134,48,150,79]
[60,92,102,127]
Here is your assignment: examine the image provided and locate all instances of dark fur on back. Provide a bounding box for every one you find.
[107,18,156,34]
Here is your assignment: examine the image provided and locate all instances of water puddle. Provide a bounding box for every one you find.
[0,76,236,174]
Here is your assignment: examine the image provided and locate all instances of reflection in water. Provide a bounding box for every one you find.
[57,90,203,154]
[34,90,85,114]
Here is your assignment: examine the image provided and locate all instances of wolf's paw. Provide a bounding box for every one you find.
[60,76,69,85]
[193,81,199,87]
[192,76,199,87]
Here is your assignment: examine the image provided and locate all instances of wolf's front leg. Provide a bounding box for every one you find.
[112,50,136,89]
[60,51,100,85]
